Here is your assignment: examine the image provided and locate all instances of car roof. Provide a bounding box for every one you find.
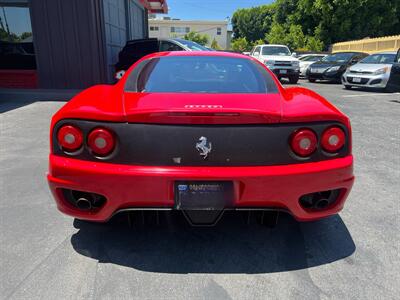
[257,44,289,47]
[170,38,188,42]
[126,38,157,45]
[160,38,183,42]
[142,50,250,59]
[369,51,397,55]
[331,51,367,55]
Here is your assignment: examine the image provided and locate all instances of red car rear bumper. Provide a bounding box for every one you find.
[47,154,354,222]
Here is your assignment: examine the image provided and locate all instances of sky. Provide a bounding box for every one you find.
[0,6,32,36]
[159,0,273,22]
[0,1,272,37]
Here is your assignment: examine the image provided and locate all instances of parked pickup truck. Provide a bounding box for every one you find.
[250,44,300,83]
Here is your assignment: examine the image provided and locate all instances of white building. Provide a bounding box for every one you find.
[148,18,229,49]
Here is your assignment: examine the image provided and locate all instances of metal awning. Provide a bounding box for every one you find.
[139,0,168,14]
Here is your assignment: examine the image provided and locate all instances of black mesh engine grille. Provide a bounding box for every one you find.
[52,120,350,166]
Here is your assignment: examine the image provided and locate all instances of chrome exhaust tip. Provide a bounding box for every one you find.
[75,197,92,211]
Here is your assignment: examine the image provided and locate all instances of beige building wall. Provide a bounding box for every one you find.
[149,19,229,49]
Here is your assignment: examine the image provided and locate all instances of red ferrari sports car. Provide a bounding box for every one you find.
[48,51,354,225]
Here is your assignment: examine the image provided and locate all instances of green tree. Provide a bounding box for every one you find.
[0,28,19,42]
[232,4,275,43]
[0,28,8,41]
[305,36,323,52]
[19,32,33,41]
[232,0,400,51]
[210,38,222,50]
[286,24,306,50]
[265,23,287,45]
[304,0,400,46]
[183,31,209,46]
[252,39,266,47]
[231,37,251,52]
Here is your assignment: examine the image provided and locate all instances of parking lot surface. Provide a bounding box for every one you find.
[1,81,399,299]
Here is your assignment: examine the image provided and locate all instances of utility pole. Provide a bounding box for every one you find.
[2,7,11,41]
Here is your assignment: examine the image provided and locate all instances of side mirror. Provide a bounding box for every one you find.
[291,52,297,57]
[253,51,260,57]
[349,59,357,65]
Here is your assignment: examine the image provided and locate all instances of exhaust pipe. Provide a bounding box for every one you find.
[76,197,92,211]
[299,189,342,210]
[314,198,329,209]
[62,189,107,211]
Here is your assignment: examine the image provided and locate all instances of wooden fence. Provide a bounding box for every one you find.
[332,35,400,54]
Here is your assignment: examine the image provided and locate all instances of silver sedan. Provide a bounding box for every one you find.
[342,51,397,90]
[299,54,326,77]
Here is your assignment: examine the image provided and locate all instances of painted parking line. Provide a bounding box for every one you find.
[342,93,400,98]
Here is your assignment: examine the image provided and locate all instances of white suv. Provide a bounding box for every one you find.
[250,44,300,83]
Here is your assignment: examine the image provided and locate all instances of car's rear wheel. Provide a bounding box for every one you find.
[308,78,316,83]
[289,75,299,84]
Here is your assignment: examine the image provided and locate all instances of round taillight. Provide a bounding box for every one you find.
[57,125,83,152]
[290,129,317,157]
[87,128,115,156]
[321,127,345,153]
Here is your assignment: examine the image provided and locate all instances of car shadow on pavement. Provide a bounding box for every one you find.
[0,100,36,113]
[71,212,355,274]
[342,87,394,93]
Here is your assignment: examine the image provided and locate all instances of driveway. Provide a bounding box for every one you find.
[1,82,399,299]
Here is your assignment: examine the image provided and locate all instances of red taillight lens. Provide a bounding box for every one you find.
[57,125,83,152]
[290,129,317,157]
[87,128,115,156]
[321,127,345,153]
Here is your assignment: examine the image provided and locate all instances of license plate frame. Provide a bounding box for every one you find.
[174,181,234,210]
[279,69,288,74]
[352,77,361,83]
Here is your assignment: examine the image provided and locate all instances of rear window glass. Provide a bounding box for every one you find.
[322,52,356,63]
[125,56,277,94]
[173,39,211,51]
[300,55,324,62]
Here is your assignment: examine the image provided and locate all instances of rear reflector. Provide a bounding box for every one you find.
[57,125,83,152]
[88,128,115,156]
[290,129,317,157]
[321,127,345,153]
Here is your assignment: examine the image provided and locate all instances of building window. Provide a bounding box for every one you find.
[0,4,37,88]
[150,26,159,31]
[171,27,190,34]
[0,5,36,70]
[217,27,222,35]
[0,6,35,66]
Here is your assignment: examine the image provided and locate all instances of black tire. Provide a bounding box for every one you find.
[289,75,299,84]
[344,85,352,90]
[384,84,395,93]
[308,78,316,83]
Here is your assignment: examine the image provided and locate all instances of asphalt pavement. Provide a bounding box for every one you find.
[1,81,399,299]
